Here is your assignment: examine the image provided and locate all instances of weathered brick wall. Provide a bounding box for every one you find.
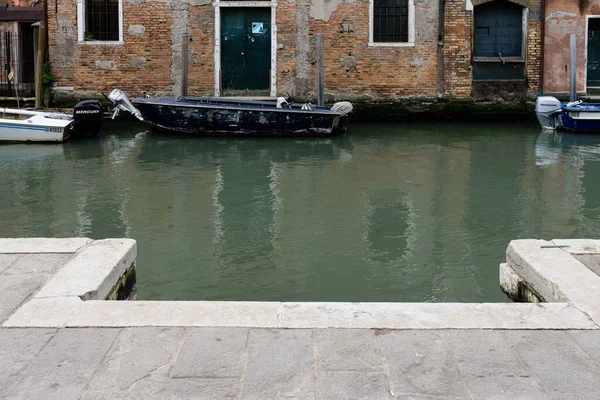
[46,0,540,102]
[445,0,542,99]
[48,0,176,99]
[443,0,472,99]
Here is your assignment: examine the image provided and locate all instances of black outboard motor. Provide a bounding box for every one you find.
[72,100,103,138]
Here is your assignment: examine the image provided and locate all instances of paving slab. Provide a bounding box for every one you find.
[568,330,600,370]
[0,273,53,324]
[0,238,91,254]
[442,330,529,378]
[314,329,385,372]
[81,327,184,400]
[317,371,392,400]
[3,254,74,276]
[505,330,600,399]
[3,296,83,328]
[0,328,56,396]
[0,254,19,274]
[3,328,120,400]
[239,329,315,400]
[464,377,546,399]
[172,328,248,378]
[163,377,239,399]
[378,330,468,397]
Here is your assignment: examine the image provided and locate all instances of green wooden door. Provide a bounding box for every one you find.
[221,8,271,92]
[588,18,600,88]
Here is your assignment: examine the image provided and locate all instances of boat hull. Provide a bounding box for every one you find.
[561,110,600,132]
[0,117,72,143]
[132,99,342,136]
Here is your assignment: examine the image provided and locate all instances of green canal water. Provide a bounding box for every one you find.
[1,121,599,302]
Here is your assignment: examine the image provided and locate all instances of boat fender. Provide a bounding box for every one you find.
[276,97,290,108]
[331,101,353,116]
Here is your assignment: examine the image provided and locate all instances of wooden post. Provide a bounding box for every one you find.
[181,33,189,97]
[35,20,45,108]
[316,34,324,107]
[570,33,576,103]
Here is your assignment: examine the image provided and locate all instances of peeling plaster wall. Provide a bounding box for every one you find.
[544,0,595,94]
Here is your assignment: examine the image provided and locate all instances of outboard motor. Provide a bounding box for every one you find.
[535,96,562,130]
[107,89,144,121]
[72,99,103,138]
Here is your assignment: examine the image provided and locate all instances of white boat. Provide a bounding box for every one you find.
[0,108,73,142]
[0,99,104,143]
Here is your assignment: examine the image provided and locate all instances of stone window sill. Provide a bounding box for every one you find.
[368,42,415,47]
[78,41,124,46]
[473,56,524,63]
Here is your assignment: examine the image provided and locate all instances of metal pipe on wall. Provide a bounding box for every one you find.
[181,33,189,97]
[570,33,577,102]
[316,34,324,107]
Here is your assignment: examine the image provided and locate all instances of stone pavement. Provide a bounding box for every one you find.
[2,238,600,399]
[1,326,600,399]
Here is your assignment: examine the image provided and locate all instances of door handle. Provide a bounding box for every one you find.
[241,52,245,56]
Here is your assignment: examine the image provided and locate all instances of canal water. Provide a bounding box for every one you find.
[1,121,599,302]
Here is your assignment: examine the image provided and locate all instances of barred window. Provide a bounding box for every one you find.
[373,0,409,42]
[85,0,119,41]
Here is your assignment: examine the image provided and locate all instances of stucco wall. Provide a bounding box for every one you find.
[544,0,599,94]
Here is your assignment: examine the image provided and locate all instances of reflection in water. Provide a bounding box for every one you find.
[1,122,600,302]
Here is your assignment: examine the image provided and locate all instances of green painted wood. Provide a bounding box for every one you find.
[473,1,524,80]
[587,18,600,88]
[221,8,271,91]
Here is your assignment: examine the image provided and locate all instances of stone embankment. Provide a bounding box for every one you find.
[1,238,600,399]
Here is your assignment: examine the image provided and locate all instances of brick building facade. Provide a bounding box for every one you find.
[47,0,542,102]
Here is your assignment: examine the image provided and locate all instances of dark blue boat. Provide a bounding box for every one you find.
[108,89,352,136]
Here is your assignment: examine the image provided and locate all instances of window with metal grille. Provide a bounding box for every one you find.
[85,0,119,41]
[373,0,409,43]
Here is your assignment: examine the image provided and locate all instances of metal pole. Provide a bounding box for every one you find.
[181,33,188,97]
[35,21,45,108]
[316,34,324,107]
[570,33,576,103]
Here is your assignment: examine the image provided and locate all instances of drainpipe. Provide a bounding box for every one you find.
[539,0,545,95]
[437,0,445,98]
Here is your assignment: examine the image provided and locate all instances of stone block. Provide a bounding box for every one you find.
[35,239,136,300]
[4,254,73,276]
[130,56,147,69]
[4,328,120,400]
[0,274,52,324]
[127,24,146,37]
[314,329,385,372]
[378,331,467,397]
[442,331,529,377]
[0,238,91,254]
[81,327,184,399]
[0,254,18,274]
[505,331,600,398]
[317,371,392,400]
[172,328,248,378]
[465,377,545,399]
[163,378,239,399]
[0,328,56,395]
[3,297,82,328]
[240,329,315,399]
[568,330,600,370]
[95,60,117,71]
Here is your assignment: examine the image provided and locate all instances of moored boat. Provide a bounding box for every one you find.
[0,100,104,143]
[107,89,353,136]
[535,96,600,132]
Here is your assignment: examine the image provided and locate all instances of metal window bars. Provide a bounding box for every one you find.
[0,31,35,98]
[85,0,119,41]
[373,0,409,43]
